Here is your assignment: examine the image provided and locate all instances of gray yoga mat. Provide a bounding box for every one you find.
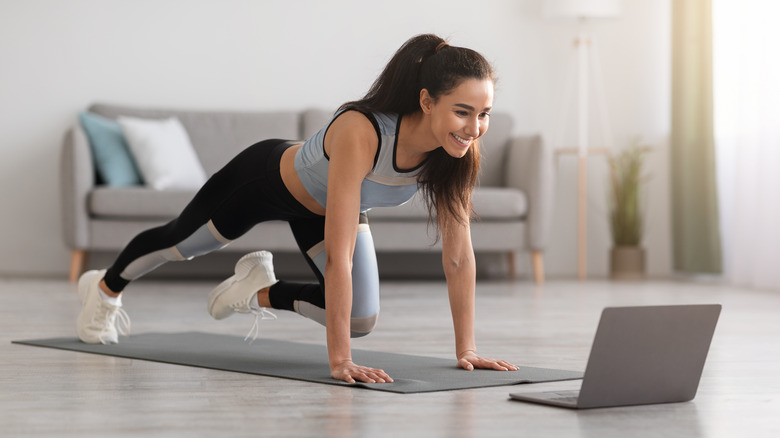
[13,332,582,393]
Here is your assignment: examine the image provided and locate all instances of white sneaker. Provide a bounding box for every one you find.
[76,269,131,344]
[208,251,279,320]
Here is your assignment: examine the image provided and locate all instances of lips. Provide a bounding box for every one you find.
[451,133,471,147]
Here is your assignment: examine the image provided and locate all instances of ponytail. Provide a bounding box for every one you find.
[340,34,447,115]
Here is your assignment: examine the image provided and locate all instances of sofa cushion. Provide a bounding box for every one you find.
[79,112,143,186]
[89,187,196,219]
[473,187,528,219]
[367,187,527,221]
[118,116,208,190]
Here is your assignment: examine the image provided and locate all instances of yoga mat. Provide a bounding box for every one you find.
[13,332,582,393]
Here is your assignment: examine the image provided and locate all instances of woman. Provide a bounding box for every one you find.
[76,34,519,384]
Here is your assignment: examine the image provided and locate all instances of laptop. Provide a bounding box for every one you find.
[509,304,721,409]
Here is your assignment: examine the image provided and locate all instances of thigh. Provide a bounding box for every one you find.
[206,139,298,239]
[174,140,277,236]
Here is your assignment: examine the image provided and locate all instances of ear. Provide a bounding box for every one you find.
[419,89,434,114]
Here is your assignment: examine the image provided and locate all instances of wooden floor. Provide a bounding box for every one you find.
[1,276,779,437]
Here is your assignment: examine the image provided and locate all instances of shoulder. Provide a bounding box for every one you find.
[324,110,380,165]
[328,110,380,143]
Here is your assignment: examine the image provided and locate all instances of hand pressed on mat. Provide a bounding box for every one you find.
[457,350,519,372]
[331,359,394,384]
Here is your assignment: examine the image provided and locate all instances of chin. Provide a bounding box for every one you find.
[442,146,470,159]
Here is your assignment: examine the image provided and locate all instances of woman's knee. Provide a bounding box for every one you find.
[174,220,231,259]
[292,301,378,337]
[350,312,378,338]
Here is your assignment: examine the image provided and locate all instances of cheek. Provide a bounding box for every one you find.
[437,115,457,136]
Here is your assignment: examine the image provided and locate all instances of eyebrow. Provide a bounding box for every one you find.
[454,103,492,112]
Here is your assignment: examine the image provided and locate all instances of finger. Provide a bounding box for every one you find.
[357,368,385,384]
[353,369,377,384]
[468,356,510,371]
[493,362,509,371]
[369,371,393,383]
[363,368,393,383]
[484,358,509,371]
[361,373,379,384]
[474,359,506,371]
[366,373,384,384]
[481,358,518,371]
[497,360,520,371]
[357,375,376,384]
[373,368,393,383]
[458,358,475,371]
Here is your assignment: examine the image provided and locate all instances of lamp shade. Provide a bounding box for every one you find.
[543,0,622,19]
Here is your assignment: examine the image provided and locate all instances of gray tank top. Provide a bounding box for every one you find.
[294,111,425,212]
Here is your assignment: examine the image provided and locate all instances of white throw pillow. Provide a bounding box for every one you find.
[118,116,207,190]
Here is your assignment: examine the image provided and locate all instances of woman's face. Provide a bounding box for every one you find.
[422,78,494,158]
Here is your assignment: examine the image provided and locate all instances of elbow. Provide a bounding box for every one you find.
[443,254,474,277]
[325,254,353,275]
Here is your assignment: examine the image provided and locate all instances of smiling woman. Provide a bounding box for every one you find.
[75,33,518,385]
[340,35,496,230]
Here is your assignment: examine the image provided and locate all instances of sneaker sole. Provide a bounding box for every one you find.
[207,251,274,319]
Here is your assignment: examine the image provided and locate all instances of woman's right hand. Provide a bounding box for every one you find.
[330,360,393,384]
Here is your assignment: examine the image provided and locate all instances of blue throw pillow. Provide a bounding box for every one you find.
[79,111,143,186]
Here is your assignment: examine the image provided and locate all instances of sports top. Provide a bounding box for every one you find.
[294,111,426,212]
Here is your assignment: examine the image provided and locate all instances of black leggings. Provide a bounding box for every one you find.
[103,139,381,337]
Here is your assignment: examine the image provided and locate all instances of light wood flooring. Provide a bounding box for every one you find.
[1,276,779,437]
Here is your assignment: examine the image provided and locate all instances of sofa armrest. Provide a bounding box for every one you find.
[60,124,94,249]
[503,135,555,251]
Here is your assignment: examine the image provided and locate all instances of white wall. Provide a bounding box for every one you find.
[0,0,670,278]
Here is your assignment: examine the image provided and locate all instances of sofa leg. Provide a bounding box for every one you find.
[69,250,87,283]
[531,251,545,285]
[507,252,516,277]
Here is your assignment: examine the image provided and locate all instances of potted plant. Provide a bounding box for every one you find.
[607,141,648,280]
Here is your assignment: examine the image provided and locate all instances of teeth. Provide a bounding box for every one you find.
[453,134,470,144]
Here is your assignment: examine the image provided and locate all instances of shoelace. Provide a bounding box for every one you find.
[244,307,277,343]
[94,301,132,344]
[114,307,131,336]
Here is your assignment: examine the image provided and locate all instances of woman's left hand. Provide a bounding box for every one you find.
[457,351,519,371]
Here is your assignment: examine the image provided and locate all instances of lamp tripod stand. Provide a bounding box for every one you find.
[554,28,614,280]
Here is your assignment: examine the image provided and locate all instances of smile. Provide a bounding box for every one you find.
[451,133,471,147]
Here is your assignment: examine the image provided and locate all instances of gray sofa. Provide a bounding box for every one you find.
[61,103,553,284]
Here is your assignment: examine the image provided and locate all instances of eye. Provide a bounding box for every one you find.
[455,110,469,117]
[479,112,491,119]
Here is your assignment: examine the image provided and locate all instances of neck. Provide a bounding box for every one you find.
[397,111,438,169]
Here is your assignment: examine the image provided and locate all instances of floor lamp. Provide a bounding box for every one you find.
[544,0,621,280]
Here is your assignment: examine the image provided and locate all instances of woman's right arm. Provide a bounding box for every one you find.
[322,112,393,384]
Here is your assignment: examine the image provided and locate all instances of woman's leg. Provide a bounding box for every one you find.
[79,139,300,344]
[103,139,293,293]
[268,213,381,338]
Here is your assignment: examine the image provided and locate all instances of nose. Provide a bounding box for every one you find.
[465,116,480,137]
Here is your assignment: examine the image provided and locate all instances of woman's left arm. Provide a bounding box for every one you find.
[441,218,519,372]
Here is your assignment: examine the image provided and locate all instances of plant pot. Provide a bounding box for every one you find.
[610,246,646,280]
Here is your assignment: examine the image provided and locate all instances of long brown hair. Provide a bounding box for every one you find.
[340,34,495,233]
